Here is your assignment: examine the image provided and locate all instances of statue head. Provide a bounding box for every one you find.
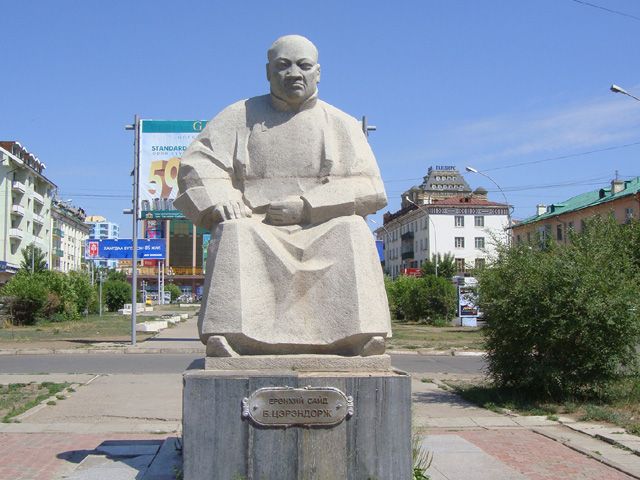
[266,35,321,108]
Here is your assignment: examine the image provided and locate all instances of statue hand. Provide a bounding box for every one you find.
[206,201,252,227]
[266,198,305,225]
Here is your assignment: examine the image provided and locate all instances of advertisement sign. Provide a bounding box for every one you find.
[85,239,166,260]
[139,120,207,219]
[459,286,479,326]
[401,268,422,277]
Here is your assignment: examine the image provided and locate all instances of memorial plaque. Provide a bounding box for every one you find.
[242,386,354,427]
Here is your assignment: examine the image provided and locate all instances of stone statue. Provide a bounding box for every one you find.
[175,35,391,357]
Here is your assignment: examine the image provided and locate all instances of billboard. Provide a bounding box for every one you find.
[85,239,166,260]
[139,120,208,219]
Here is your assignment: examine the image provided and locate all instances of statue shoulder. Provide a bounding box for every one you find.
[202,95,271,133]
[317,100,361,129]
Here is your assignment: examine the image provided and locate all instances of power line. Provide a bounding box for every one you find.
[570,0,640,21]
[482,142,640,172]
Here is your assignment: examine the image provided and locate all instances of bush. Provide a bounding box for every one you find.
[386,274,457,324]
[103,280,131,312]
[478,217,640,399]
[1,271,49,325]
[166,283,182,303]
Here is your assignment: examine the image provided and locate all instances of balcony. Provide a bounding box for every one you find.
[11,204,24,216]
[401,251,415,260]
[11,180,26,194]
[33,213,44,225]
[53,227,64,237]
[9,228,23,240]
[33,191,44,205]
[52,248,64,257]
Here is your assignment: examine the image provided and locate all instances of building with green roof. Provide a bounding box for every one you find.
[512,177,640,244]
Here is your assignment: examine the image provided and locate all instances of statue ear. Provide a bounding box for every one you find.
[266,63,271,82]
[316,64,321,84]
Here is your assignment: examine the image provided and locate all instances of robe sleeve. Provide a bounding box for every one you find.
[301,104,387,224]
[174,101,247,230]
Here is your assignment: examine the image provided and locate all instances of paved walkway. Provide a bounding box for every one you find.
[1,310,640,479]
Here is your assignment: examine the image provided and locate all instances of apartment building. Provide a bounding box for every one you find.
[51,201,91,273]
[0,141,56,283]
[85,215,120,270]
[513,176,640,244]
[374,167,510,278]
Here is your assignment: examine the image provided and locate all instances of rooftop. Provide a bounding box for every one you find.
[517,177,640,227]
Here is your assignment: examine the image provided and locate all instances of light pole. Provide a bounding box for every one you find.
[465,167,512,244]
[368,217,390,235]
[610,84,640,102]
[98,270,104,316]
[405,198,438,277]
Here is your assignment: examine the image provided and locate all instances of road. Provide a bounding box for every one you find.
[0,353,486,375]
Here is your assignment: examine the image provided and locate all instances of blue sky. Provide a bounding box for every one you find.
[2,0,639,237]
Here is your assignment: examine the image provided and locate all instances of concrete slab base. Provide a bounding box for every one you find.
[204,353,391,372]
[182,368,411,480]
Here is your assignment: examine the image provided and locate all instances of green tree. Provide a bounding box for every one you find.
[420,252,456,278]
[386,274,457,324]
[1,271,49,325]
[478,217,640,399]
[166,283,182,303]
[20,245,47,273]
[102,279,131,312]
[68,270,97,314]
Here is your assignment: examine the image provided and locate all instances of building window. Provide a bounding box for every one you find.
[474,216,484,227]
[456,258,466,273]
[626,207,634,224]
[556,224,563,241]
[455,237,465,248]
[474,237,485,249]
[454,216,464,227]
[475,258,485,270]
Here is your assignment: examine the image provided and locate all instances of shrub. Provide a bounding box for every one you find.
[166,283,182,303]
[386,274,457,324]
[478,217,640,399]
[1,271,49,325]
[103,280,131,312]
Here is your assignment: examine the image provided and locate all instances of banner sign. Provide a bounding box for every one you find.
[85,239,166,260]
[139,120,208,219]
[459,287,479,317]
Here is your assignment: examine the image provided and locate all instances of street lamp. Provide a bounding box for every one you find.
[465,167,513,244]
[368,217,390,235]
[405,198,438,277]
[610,84,640,102]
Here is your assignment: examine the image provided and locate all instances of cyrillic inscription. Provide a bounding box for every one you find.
[242,386,354,427]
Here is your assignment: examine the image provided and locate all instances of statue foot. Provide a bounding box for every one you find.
[361,336,386,356]
[206,335,240,357]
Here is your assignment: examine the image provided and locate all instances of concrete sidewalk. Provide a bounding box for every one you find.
[2,315,640,478]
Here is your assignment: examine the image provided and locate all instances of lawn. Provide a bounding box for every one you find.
[0,381,73,422]
[0,305,199,346]
[387,320,485,351]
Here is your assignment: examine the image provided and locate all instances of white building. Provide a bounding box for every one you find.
[51,201,91,273]
[0,141,56,283]
[85,215,120,270]
[375,167,510,278]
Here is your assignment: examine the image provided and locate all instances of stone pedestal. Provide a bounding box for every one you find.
[182,368,411,480]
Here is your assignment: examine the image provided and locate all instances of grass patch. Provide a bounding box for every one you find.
[445,374,640,436]
[0,309,180,344]
[1,381,72,422]
[388,321,485,351]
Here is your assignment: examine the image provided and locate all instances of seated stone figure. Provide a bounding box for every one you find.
[175,35,391,356]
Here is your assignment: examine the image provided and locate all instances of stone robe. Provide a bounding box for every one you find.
[175,93,391,355]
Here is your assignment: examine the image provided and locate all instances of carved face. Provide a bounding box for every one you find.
[266,37,321,107]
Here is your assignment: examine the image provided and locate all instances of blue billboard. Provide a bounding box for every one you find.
[85,239,166,260]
